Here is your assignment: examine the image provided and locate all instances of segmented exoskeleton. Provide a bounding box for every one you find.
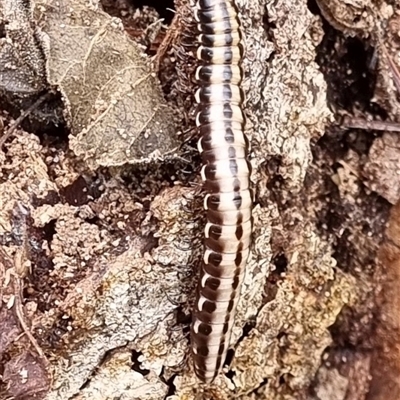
[190,0,253,383]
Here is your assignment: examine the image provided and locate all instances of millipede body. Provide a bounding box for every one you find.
[190,0,253,383]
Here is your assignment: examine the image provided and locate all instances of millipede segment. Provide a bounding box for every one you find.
[190,0,253,384]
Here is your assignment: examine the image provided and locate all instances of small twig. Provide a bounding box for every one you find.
[10,247,45,358]
[0,232,45,358]
[0,92,50,150]
[12,265,45,358]
[381,44,400,95]
[153,12,181,72]
[342,43,400,133]
[342,116,400,132]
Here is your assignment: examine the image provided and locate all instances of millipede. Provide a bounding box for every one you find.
[190,0,253,383]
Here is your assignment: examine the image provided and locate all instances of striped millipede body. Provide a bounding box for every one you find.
[190,0,253,383]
